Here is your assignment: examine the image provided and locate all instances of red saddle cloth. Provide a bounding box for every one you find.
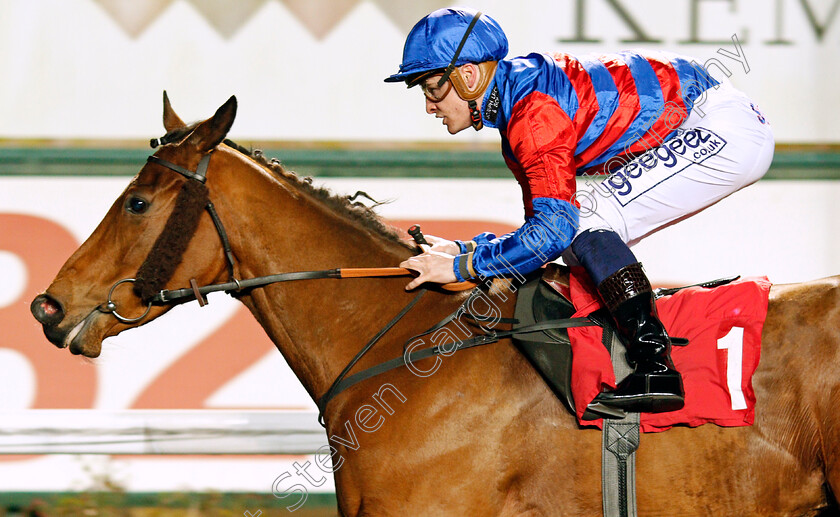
[565,267,771,432]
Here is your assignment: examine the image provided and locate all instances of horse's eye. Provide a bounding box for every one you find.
[126,196,150,214]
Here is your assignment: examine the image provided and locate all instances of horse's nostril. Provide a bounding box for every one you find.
[30,294,65,326]
[42,300,59,316]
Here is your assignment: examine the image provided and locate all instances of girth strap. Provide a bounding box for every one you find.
[601,323,640,517]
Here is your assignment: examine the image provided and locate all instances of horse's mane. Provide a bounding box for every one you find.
[228,141,410,248]
[158,125,409,248]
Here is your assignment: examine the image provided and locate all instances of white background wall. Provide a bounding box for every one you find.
[0,0,838,143]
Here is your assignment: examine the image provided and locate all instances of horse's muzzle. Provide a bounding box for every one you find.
[31,293,70,348]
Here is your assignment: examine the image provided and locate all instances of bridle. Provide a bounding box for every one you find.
[97,150,237,323]
[93,141,482,425]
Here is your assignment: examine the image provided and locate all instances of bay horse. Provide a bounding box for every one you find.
[30,94,840,516]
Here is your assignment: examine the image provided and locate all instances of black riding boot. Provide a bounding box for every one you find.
[591,263,685,413]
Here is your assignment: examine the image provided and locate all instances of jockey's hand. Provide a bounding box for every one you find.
[414,234,460,256]
[400,247,457,290]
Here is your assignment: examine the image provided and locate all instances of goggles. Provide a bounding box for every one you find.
[418,74,453,102]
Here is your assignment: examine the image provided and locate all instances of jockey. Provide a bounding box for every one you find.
[388,8,774,414]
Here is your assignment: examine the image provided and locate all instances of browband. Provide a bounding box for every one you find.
[147,154,211,184]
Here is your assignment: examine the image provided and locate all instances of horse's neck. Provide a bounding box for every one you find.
[216,165,421,399]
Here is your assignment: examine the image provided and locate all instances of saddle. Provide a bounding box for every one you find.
[512,264,725,420]
[516,264,751,517]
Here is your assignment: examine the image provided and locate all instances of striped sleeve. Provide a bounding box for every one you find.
[452,198,579,281]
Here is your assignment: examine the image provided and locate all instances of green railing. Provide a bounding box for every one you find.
[0,147,838,179]
[0,491,337,515]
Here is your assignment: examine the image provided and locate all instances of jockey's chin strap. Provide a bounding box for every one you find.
[448,62,497,131]
[469,100,482,130]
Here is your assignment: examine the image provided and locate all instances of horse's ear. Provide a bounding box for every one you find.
[187,95,237,153]
[162,91,186,131]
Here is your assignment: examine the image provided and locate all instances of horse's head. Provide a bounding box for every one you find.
[31,93,239,357]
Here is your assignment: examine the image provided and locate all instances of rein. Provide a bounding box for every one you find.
[151,267,448,304]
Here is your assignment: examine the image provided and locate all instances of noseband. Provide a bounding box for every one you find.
[98,149,239,323]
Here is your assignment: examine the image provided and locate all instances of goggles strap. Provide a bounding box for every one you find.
[437,11,482,88]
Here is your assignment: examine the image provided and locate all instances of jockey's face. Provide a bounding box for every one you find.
[421,74,473,135]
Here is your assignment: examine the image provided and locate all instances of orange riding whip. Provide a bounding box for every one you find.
[338,224,475,291]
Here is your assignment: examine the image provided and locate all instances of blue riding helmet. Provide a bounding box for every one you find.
[384,8,509,84]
